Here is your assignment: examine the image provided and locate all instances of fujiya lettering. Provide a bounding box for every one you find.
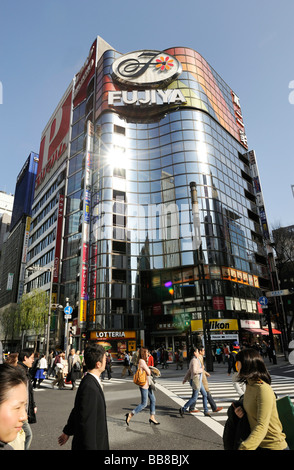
[108,89,186,106]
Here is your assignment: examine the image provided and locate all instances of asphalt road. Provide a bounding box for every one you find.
[27,355,294,453]
[29,372,223,451]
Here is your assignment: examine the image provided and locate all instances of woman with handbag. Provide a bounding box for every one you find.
[179,346,209,417]
[125,347,160,426]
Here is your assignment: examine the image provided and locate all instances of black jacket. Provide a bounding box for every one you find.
[223,398,250,450]
[63,372,109,450]
[17,361,37,424]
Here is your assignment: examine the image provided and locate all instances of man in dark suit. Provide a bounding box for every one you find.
[58,344,109,450]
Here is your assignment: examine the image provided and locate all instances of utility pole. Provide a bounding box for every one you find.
[190,181,213,371]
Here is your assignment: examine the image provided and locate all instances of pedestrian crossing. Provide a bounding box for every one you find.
[33,376,129,390]
[158,374,294,427]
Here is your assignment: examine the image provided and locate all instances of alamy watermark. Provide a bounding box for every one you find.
[0,81,2,104]
[289,80,294,104]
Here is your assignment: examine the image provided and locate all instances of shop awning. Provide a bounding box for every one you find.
[263,328,282,334]
[244,328,269,335]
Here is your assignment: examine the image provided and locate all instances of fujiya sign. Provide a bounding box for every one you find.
[109,49,186,108]
[108,88,186,106]
[111,50,182,87]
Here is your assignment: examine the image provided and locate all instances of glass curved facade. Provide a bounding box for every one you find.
[82,45,269,346]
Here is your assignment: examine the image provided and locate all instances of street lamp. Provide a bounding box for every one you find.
[26,265,54,358]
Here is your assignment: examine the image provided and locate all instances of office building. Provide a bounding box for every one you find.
[25,38,274,356]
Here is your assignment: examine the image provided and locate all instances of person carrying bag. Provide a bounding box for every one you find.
[125,347,160,426]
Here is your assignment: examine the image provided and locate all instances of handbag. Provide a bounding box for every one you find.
[133,368,147,387]
[192,374,200,390]
[276,396,294,450]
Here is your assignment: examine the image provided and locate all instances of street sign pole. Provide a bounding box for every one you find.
[63,301,73,355]
[259,296,277,364]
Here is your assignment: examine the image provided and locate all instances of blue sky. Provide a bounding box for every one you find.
[0,0,294,229]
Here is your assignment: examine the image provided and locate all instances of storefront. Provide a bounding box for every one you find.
[240,319,282,351]
[89,330,137,361]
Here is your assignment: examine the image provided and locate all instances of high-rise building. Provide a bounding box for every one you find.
[0,153,38,350]
[25,38,275,358]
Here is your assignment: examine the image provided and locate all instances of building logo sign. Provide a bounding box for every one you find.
[111,50,182,87]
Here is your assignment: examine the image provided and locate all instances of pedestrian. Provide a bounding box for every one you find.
[121,351,133,377]
[33,354,47,389]
[102,352,112,380]
[132,347,139,371]
[58,343,109,450]
[189,347,223,414]
[30,352,39,382]
[233,348,289,450]
[228,341,246,397]
[215,345,223,364]
[5,352,19,367]
[179,346,210,417]
[125,347,160,426]
[147,350,154,367]
[161,348,168,369]
[178,348,184,370]
[67,349,81,390]
[47,350,55,377]
[223,344,230,363]
[0,363,28,450]
[17,350,37,450]
[52,352,66,389]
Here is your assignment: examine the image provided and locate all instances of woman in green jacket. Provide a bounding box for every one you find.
[233,348,288,450]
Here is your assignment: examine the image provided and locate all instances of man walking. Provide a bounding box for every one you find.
[189,347,223,414]
[17,350,37,449]
[58,344,109,450]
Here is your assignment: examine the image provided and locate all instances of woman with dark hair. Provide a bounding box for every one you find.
[125,347,159,426]
[179,346,209,417]
[234,348,288,450]
[0,363,28,450]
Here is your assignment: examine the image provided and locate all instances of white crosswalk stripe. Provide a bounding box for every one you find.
[158,374,294,427]
[33,377,129,390]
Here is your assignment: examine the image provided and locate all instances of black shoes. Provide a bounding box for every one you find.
[149,418,160,425]
[125,413,130,426]
[179,407,184,417]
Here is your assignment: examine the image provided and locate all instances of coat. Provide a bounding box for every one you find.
[223,398,250,450]
[63,373,109,450]
[68,354,81,381]
[17,361,37,424]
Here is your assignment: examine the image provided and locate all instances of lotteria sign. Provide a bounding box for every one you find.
[110,50,186,108]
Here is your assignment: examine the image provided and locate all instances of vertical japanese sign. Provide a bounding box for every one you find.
[53,194,65,283]
[79,121,93,327]
[231,91,248,149]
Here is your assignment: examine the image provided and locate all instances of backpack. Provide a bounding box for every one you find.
[133,368,146,387]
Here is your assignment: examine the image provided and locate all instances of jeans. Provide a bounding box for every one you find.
[132,387,156,415]
[183,378,208,413]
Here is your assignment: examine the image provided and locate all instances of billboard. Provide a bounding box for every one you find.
[35,83,73,193]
